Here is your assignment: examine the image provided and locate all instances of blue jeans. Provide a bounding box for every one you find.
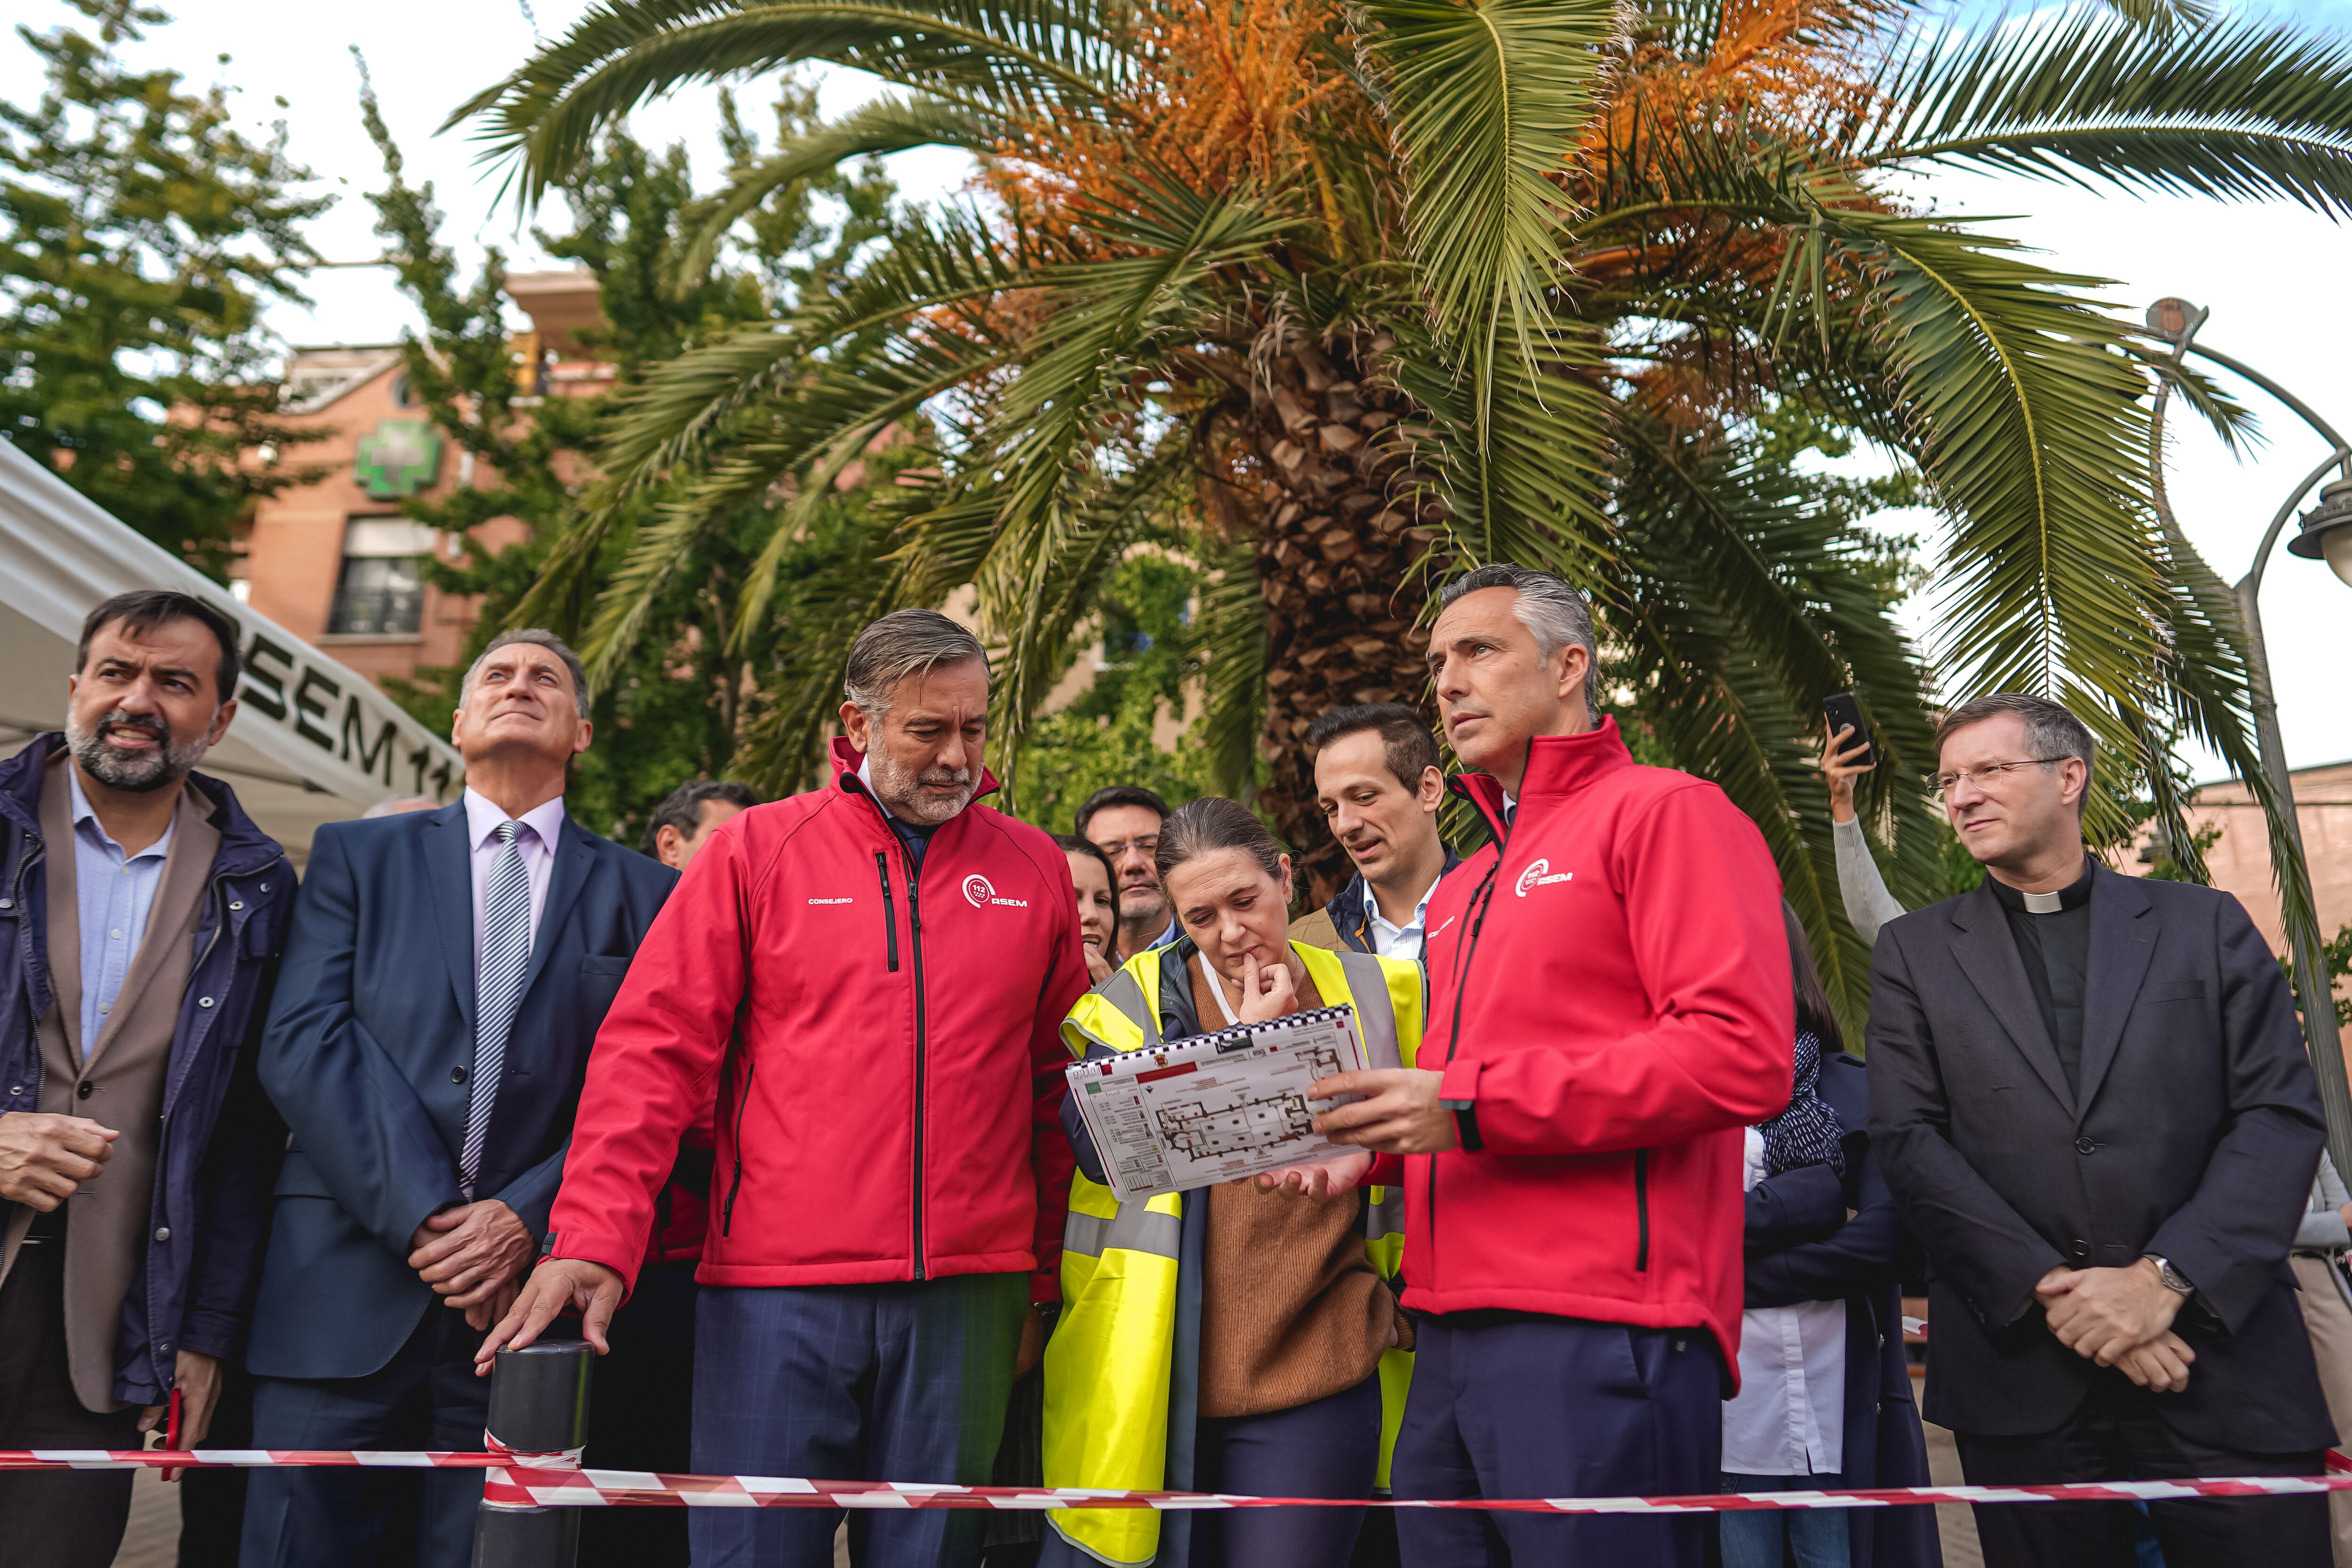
[1719,1472,1851,1568]
[690,1274,1028,1568]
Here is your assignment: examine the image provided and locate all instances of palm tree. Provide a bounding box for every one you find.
[457,0,2352,1021]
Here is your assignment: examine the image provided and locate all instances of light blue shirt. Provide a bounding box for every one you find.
[1361,874,1439,963]
[68,767,175,1058]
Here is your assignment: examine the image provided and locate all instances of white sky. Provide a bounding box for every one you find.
[6,0,2347,777]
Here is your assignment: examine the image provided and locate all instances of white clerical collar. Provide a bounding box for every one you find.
[2022,889,2064,914]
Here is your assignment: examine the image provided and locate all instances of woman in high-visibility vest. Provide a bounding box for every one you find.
[1041,797,1423,1568]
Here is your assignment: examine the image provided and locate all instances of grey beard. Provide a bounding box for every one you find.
[868,749,975,826]
[65,713,212,793]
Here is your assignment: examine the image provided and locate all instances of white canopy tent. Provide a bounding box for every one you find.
[0,438,464,861]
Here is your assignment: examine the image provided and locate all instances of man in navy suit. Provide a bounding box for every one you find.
[238,630,675,1568]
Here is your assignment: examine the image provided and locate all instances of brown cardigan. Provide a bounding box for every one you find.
[1187,953,1397,1418]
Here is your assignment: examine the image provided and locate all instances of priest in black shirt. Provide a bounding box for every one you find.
[1867,692,2332,1568]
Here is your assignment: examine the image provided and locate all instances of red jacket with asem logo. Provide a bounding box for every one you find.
[1373,718,1794,1377]
[544,739,1088,1301]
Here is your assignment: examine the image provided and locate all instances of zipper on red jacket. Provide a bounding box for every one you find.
[903,851,929,1281]
[722,1056,755,1236]
[1633,1148,1650,1272]
[874,853,899,971]
[1431,775,1513,1283]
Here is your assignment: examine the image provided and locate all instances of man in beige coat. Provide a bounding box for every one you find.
[0,591,295,1568]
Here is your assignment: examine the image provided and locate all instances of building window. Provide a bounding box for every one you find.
[327,518,436,636]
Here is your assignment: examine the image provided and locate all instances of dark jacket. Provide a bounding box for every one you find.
[1288,852,1462,955]
[246,799,674,1381]
[0,733,294,1404]
[1744,1053,1939,1568]
[1867,863,2332,1450]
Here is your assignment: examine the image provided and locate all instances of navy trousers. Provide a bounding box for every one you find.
[579,1256,699,1568]
[239,1303,487,1568]
[692,1273,1029,1568]
[1391,1313,1722,1568]
[1192,1372,1384,1568]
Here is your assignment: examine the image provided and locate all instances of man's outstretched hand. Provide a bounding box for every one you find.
[1310,1069,1458,1155]
[2036,1260,2184,1367]
[474,1258,627,1376]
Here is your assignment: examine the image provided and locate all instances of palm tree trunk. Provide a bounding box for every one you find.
[1246,332,1437,907]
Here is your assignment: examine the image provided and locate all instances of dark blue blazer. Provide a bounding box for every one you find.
[245,800,674,1381]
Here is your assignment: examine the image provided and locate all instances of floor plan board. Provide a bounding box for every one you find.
[1067,1006,1371,1202]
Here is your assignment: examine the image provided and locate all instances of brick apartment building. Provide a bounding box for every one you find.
[2131,760,2352,1005]
[233,268,611,689]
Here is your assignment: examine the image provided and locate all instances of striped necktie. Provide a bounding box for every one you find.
[461,820,532,1195]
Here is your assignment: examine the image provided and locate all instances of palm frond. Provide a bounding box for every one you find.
[1354,0,1616,538]
[979,441,1193,804]
[1859,14,2352,216]
[675,95,1002,288]
[1194,533,1270,800]
[1605,415,1946,1034]
[953,176,1291,712]
[451,0,1123,205]
[1819,206,2169,847]
[602,207,1019,491]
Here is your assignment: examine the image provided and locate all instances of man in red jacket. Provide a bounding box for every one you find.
[481,610,1088,1568]
[1311,563,1795,1567]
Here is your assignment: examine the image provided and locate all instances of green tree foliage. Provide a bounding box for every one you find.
[2284,927,2352,1031]
[355,61,897,840]
[0,0,331,577]
[1015,552,1230,835]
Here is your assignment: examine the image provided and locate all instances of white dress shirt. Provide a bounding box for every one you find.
[463,788,564,965]
[1722,1126,1847,1477]
[1361,874,1440,963]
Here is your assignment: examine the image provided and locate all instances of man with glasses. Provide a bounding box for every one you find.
[1076,785,1178,961]
[1868,691,2332,1568]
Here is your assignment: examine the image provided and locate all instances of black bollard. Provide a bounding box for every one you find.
[472,1340,594,1568]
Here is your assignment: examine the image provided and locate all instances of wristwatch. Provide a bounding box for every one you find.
[2144,1254,2195,1296]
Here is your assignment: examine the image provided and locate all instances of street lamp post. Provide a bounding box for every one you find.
[2148,298,2352,1174]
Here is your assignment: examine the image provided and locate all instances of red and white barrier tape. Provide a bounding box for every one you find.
[5,1450,2351,1513]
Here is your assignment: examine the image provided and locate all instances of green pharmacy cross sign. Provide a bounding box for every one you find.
[354,420,443,499]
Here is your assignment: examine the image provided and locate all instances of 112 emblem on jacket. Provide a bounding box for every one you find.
[1515,858,1574,897]
[963,873,1031,910]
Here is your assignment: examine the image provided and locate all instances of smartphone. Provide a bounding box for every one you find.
[1822,692,1871,766]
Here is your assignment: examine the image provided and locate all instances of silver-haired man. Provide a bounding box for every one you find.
[485,609,1090,1568]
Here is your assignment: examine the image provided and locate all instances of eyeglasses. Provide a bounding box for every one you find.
[1931,758,2068,801]
[1093,835,1160,858]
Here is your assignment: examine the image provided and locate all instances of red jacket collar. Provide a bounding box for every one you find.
[1453,715,1633,830]
[827,735,1002,805]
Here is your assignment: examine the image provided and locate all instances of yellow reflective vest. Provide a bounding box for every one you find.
[1044,939,1423,1566]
